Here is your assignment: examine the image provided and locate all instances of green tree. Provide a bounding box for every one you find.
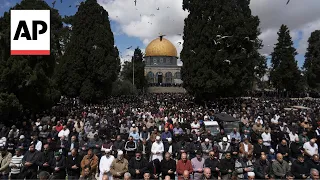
[111,80,137,96]
[121,47,146,90]
[270,24,302,93]
[0,0,62,119]
[0,93,22,124]
[303,30,320,92]
[56,0,120,102]
[180,0,265,99]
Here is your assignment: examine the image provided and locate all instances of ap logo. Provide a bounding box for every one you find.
[11,10,50,55]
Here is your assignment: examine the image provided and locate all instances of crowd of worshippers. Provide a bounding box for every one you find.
[0,94,320,180]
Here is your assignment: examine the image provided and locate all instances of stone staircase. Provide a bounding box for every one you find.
[147,86,187,93]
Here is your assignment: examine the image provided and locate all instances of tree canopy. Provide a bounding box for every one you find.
[270,24,302,92]
[56,0,120,102]
[0,0,62,122]
[181,0,265,99]
[304,30,320,92]
[121,47,146,90]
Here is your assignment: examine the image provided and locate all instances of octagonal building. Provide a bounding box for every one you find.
[144,37,181,85]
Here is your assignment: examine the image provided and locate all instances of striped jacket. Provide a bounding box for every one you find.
[9,155,23,174]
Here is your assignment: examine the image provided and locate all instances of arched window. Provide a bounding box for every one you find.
[175,72,181,79]
[147,71,154,83]
[165,72,173,84]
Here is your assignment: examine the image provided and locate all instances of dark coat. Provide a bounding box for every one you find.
[218,158,235,176]
[39,151,54,173]
[66,154,82,177]
[128,158,148,179]
[160,158,176,179]
[289,142,302,159]
[51,156,66,179]
[143,159,161,179]
[254,159,271,179]
[291,160,310,179]
[253,143,269,159]
[307,159,320,172]
[21,150,41,172]
[204,158,220,178]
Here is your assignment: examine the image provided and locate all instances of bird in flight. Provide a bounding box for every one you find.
[52,0,56,8]
[177,33,182,36]
[177,42,182,45]
[127,46,132,49]
[224,60,231,64]
[213,39,218,45]
[69,5,71,7]
[60,0,62,3]
[157,7,160,10]
[134,0,137,6]
[217,35,232,39]
[286,0,290,5]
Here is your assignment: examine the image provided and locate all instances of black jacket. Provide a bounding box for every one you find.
[277,144,289,155]
[307,159,320,172]
[66,154,82,177]
[128,158,148,179]
[289,142,302,158]
[254,159,270,179]
[143,159,161,179]
[291,160,310,179]
[22,150,41,172]
[39,151,54,173]
[160,158,176,179]
[51,156,66,179]
[218,158,235,176]
[253,143,269,159]
[204,158,220,178]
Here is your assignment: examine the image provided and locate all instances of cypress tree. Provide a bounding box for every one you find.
[57,0,120,102]
[304,30,320,92]
[181,0,264,99]
[270,24,302,93]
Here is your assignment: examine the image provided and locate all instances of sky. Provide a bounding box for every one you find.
[1,0,320,67]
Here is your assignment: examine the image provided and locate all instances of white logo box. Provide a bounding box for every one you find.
[11,10,50,55]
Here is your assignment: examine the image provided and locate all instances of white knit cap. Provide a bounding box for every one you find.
[167,138,172,142]
[156,136,161,140]
[222,137,228,142]
[248,172,255,177]
[118,150,123,155]
[205,138,210,142]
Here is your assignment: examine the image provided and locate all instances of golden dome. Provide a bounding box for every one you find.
[145,37,177,57]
